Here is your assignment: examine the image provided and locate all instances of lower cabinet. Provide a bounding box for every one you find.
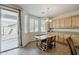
[63,33,71,44]
[58,33,64,43]
[55,33,79,46]
[71,35,79,46]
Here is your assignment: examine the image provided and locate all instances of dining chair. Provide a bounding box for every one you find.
[66,37,77,55]
[41,36,56,51]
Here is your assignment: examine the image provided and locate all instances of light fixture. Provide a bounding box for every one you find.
[49,20,52,22]
[41,8,52,22]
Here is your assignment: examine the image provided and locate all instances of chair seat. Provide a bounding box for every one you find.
[41,36,56,51]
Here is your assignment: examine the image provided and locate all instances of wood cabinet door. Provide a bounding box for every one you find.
[71,34,79,46]
[72,15,79,28]
[59,18,65,28]
[52,20,56,28]
[76,16,79,28]
[55,19,60,28]
[64,17,71,28]
[58,33,64,42]
[63,33,71,44]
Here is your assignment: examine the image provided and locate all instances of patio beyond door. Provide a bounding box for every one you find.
[0,8,19,52]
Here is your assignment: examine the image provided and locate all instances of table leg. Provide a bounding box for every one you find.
[36,39,38,47]
[53,40,56,47]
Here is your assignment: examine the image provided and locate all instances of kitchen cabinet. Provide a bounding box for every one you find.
[72,15,79,28]
[71,34,79,46]
[64,17,71,28]
[59,18,65,28]
[52,20,56,28]
[55,19,60,28]
[58,32,64,43]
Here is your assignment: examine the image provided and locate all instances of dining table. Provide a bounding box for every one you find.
[34,34,54,47]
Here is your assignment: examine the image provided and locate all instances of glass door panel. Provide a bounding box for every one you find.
[1,9,19,52]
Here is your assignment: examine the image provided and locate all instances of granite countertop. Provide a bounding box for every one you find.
[48,31,79,35]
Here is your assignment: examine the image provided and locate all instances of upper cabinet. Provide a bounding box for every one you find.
[59,18,65,28]
[64,17,71,28]
[55,19,60,28]
[52,20,56,28]
[49,15,79,29]
[72,15,79,28]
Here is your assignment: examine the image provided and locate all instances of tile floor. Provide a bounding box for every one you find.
[1,41,79,55]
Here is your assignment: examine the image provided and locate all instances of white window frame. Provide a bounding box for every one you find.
[29,16,47,33]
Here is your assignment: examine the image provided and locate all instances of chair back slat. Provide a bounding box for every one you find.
[66,37,77,55]
[47,36,56,47]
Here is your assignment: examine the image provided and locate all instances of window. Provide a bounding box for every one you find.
[29,16,47,32]
[29,17,39,32]
[40,20,46,32]
[24,15,28,33]
[35,19,39,32]
[29,18,35,32]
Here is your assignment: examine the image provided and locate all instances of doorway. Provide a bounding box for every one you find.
[0,6,21,52]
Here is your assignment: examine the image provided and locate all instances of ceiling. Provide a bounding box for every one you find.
[18,4,79,17]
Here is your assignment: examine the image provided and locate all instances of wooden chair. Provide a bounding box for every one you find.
[41,36,56,51]
[66,37,77,55]
[47,36,56,47]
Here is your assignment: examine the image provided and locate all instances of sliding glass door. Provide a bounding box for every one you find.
[0,5,21,52]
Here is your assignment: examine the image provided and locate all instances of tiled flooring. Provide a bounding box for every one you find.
[1,41,79,55]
